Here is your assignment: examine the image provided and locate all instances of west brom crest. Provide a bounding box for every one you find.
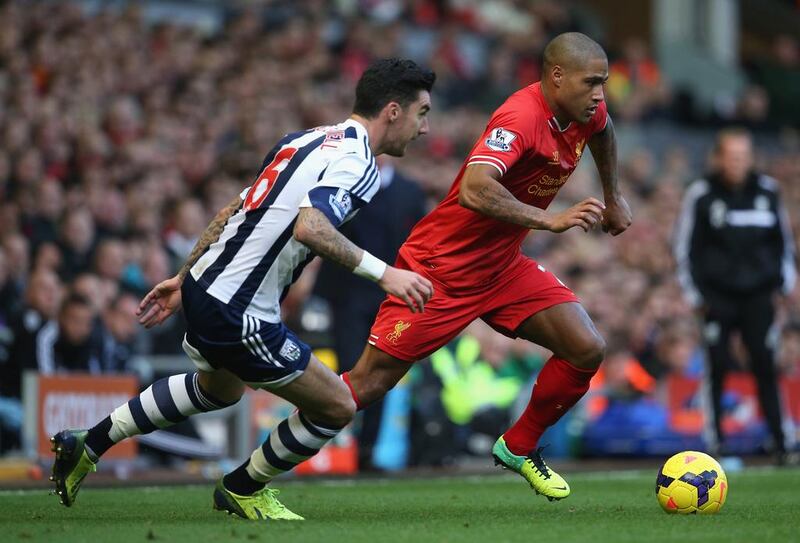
[279,339,302,362]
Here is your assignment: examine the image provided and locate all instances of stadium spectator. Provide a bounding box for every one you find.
[24,178,64,249]
[0,268,62,399]
[136,243,185,355]
[52,292,105,374]
[164,198,206,266]
[410,323,540,465]
[92,238,127,284]
[0,268,62,451]
[648,318,704,378]
[606,37,670,122]
[1,234,30,296]
[732,85,772,132]
[674,127,797,463]
[0,248,19,325]
[581,334,669,456]
[57,207,96,281]
[32,241,63,276]
[70,273,107,314]
[750,34,800,127]
[100,292,141,373]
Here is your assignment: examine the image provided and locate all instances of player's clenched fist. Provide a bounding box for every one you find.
[546,197,606,233]
[601,194,632,236]
[379,266,434,313]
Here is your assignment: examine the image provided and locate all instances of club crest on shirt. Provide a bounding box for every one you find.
[485,128,517,152]
[279,338,302,362]
[386,320,411,344]
[575,139,585,160]
[328,188,353,221]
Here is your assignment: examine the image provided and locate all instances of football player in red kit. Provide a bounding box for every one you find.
[343,32,632,501]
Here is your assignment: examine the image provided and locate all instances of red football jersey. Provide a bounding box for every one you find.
[400,82,608,290]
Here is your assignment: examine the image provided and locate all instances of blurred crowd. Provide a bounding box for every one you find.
[1,0,799,457]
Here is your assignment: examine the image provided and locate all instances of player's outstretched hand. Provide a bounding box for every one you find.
[137,275,183,328]
[547,198,605,233]
[601,194,632,236]
[379,266,434,313]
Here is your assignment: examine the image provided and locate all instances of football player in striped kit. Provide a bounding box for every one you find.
[50,59,435,520]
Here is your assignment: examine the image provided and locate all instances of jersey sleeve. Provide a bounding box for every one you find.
[298,150,381,227]
[465,105,532,178]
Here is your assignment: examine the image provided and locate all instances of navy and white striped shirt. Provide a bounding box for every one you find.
[190,119,381,323]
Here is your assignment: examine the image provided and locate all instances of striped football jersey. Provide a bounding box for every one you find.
[189,118,380,323]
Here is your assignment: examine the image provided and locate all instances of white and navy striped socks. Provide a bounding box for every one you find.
[223,411,341,495]
[84,372,236,460]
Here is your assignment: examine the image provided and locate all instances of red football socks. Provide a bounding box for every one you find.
[503,356,598,456]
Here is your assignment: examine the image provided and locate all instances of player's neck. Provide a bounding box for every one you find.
[539,84,572,128]
[350,114,382,155]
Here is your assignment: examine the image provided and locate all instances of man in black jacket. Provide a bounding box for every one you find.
[674,127,797,462]
[314,157,427,470]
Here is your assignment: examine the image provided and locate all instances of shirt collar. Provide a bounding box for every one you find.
[533,82,573,133]
[344,117,369,140]
[343,118,373,157]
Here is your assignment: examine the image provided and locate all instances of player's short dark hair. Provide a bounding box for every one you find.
[353,58,436,118]
[543,32,606,71]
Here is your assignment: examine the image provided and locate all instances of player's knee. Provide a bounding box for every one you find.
[325,393,357,428]
[571,334,606,369]
[198,370,245,405]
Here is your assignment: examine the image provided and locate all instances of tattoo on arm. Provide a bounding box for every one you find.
[469,179,550,230]
[177,196,242,281]
[587,115,620,199]
[295,207,362,270]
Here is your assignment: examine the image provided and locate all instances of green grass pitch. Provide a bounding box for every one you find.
[2,468,798,543]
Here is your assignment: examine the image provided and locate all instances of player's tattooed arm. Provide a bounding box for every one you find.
[460,164,562,230]
[294,207,434,313]
[588,116,632,235]
[177,195,243,281]
[138,194,242,328]
[460,164,605,233]
[294,207,361,270]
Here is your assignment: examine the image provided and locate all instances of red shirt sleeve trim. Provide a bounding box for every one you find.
[467,154,508,175]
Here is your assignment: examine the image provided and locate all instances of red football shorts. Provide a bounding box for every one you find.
[368,253,579,362]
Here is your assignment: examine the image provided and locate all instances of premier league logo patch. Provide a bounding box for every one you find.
[328,188,353,221]
[485,128,517,152]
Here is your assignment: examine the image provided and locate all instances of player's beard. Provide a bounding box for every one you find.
[386,141,407,157]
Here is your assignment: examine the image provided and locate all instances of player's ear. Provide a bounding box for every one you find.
[384,101,401,123]
[552,65,564,88]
